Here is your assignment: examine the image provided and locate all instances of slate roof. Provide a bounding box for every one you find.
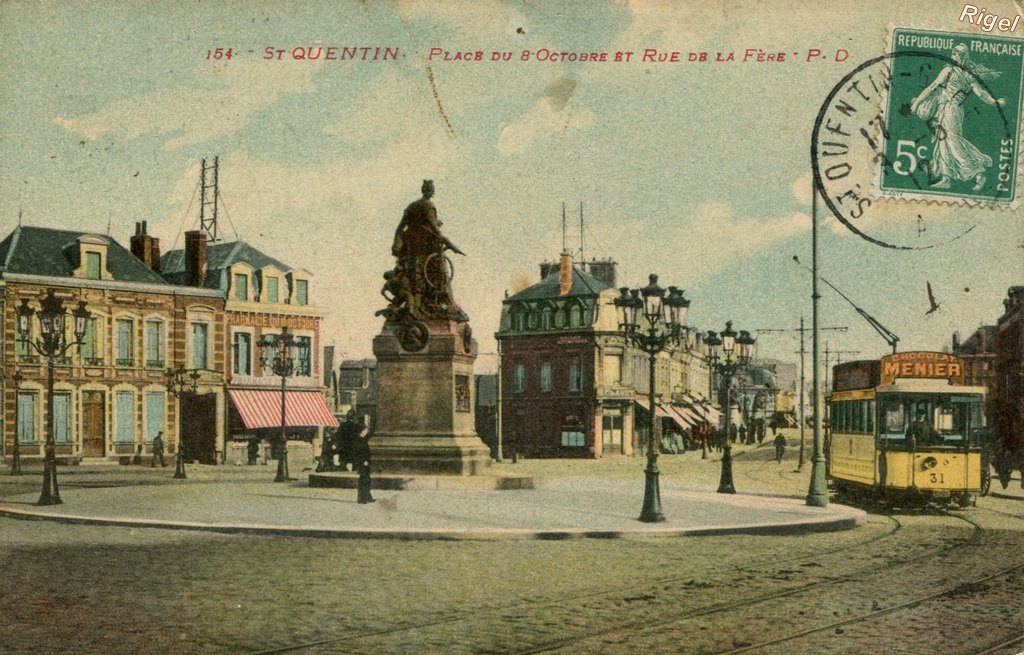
[505,266,612,303]
[0,225,167,284]
[161,240,294,288]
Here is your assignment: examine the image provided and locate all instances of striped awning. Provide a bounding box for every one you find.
[668,404,699,427]
[228,389,340,430]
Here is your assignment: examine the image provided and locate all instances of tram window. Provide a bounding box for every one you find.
[867,400,875,433]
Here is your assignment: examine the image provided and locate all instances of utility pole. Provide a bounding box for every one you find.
[756,319,847,471]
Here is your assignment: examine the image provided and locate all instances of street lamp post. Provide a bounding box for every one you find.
[10,370,24,475]
[164,363,201,479]
[703,322,755,494]
[259,327,297,483]
[614,275,690,523]
[15,290,91,506]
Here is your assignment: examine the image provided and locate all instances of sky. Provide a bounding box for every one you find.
[1,0,1021,376]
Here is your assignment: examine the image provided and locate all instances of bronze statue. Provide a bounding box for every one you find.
[378,181,468,350]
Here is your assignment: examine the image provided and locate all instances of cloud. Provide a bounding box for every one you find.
[497,76,594,155]
[54,61,323,149]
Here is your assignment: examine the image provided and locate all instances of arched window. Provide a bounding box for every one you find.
[569,302,583,328]
[541,305,554,330]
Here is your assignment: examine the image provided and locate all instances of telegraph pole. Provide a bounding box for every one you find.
[756,318,847,471]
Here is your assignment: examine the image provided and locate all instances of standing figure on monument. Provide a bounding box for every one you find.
[387,180,467,322]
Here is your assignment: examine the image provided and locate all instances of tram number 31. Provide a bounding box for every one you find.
[928,472,945,484]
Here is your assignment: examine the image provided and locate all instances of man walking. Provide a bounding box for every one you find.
[151,431,166,468]
[351,420,374,504]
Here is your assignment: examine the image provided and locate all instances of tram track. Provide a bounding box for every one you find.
[241,509,992,655]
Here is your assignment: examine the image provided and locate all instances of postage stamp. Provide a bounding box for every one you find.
[880,27,1023,205]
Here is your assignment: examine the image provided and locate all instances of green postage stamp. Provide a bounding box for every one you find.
[882,27,1023,205]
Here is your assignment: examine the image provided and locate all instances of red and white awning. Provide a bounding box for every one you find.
[228,389,339,430]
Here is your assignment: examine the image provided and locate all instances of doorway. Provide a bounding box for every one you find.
[82,390,105,457]
[180,393,217,464]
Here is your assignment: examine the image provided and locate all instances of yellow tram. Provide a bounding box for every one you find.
[828,352,986,507]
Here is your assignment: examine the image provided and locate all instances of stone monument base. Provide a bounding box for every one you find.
[309,471,534,491]
[371,318,491,476]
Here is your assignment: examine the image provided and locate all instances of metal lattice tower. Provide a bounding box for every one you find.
[200,157,220,243]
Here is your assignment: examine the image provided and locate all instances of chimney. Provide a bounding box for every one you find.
[185,230,207,287]
[130,221,161,273]
[586,259,618,287]
[952,331,961,353]
[539,261,557,280]
[559,251,573,296]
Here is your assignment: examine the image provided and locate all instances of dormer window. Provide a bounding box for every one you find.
[70,235,109,280]
[295,279,308,305]
[266,276,279,303]
[233,273,248,301]
[86,252,102,279]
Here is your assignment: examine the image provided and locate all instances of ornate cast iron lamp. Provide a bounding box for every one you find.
[15,290,91,505]
[614,275,690,522]
[259,327,297,483]
[9,370,24,475]
[703,322,755,494]
[164,364,201,479]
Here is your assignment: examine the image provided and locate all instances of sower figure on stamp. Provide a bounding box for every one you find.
[910,43,1006,191]
[351,419,374,504]
[151,431,166,468]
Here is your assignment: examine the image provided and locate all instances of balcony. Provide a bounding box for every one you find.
[84,357,104,367]
[115,358,135,368]
[145,359,166,369]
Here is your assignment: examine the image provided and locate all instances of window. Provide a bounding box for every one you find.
[541,306,553,330]
[191,322,209,369]
[540,363,552,392]
[116,318,134,366]
[115,390,134,443]
[296,336,311,376]
[569,357,583,391]
[561,430,586,447]
[17,392,36,443]
[511,305,527,331]
[86,252,102,279]
[80,317,100,364]
[234,273,248,301]
[266,276,279,303]
[145,320,164,368]
[295,279,309,305]
[569,303,583,327]
[145,392,165,441]
[513,364,525,394]
[53,393,71,443]
[15,321,34,360]
[233,332,252,375]
[603,354,622,386]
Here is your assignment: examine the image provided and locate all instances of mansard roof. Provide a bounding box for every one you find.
[0,225,166,284]
[161,239,296,288]
[505,266,612,303]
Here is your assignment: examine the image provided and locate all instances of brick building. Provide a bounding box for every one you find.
[995,286,1023,462]
[952,325,999,427]
[161,231,337,465]
[496,253,710,459]
[1,225,226,464]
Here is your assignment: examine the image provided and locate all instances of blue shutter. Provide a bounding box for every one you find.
[17,393,36,443]
[53,394,71,443]
[115,391,134,443]
[145,392,165,440]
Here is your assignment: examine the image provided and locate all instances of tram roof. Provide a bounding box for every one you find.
[875,379,986,395]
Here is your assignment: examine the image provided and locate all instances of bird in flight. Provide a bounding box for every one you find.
[926,281,941,315]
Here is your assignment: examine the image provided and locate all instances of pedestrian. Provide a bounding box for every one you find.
[151,431,166,467]
[247,438,260,465]
[770,418,778,437]
[351,420,374,504]
[738,425,747,445]
[773,433,787,463]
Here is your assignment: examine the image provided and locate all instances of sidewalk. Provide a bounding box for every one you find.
[0,458,867,540]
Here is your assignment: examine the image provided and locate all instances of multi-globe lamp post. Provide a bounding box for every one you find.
[702,322,755,494]
[9,370,24,475]
[259,327,298,483]
[164,363,201,479]
[15,290,92,506]
[614,274,690,523]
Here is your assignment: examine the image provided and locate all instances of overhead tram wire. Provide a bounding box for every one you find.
[792,255,900,354]
[167,179,201,255]
[215,187,241,242]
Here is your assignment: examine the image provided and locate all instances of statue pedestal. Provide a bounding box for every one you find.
[370,320,492,475]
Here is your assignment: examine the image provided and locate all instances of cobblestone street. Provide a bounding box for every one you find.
[1,435,1023,655]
